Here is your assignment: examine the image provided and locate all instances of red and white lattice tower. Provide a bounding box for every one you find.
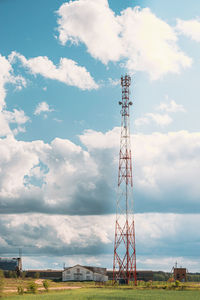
[113,75,137,285]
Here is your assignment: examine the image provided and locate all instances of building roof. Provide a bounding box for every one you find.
[63,265,107,275]
[63,264,91,272]
[27,270,62,273]
[0,258,20,271]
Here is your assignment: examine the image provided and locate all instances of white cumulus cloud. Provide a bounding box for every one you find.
[1,212,200,271]
[4,109,29,125]
[0,128,200,215]
[119,7,192,80]
[57,1,192,79]
[135,113,172,127]
[34,102,54,116]
[156,99,186,113]
[57,0,123,64]
[135,98,186,128]
[0,54,26,109]
[3,109,30,136]
[0,54,28,136]
[176,18,200,42]
[9,51,98,90]
[80,128,200,213]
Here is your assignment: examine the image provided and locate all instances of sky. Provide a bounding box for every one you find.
[0,0,200,272]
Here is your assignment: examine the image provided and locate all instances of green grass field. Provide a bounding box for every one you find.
[2,278,200,300]
[2,288,200,300]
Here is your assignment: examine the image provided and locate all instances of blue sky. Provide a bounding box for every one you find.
[1,0,200,272]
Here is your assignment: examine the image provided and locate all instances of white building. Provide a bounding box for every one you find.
[62,264,108,282]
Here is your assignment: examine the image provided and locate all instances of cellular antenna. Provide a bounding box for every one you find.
[113,75,137,285]
[19,248,22,259]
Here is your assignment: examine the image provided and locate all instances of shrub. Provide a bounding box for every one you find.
[162,285,167,289]
[27,281,38,294]
[137,280,145,286]
[0,270,4,298]
[22,271,27,279]
[43,280,50,292]
[7,271,17,278]
[17,286,24,295]
[34,272,40,279]
[175,280,180,287]
[12,271,17,278]
[8,271,13,278]
[146,280,153,288]
[153,272,166,281]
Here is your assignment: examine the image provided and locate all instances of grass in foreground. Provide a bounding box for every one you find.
[2,288,200,300]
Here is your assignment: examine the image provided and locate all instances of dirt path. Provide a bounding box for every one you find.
[5,286,82,293]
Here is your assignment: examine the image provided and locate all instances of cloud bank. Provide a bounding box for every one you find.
[1,213,200,272]
[57,1,192,79]
[0,127,200,215]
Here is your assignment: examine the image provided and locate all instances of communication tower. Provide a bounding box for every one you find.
[113,75,137,285]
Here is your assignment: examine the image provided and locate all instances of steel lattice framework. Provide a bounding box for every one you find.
[113,75,137,285]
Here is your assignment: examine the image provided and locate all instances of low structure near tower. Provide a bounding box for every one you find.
[62,265,108,282]
[0,257,22,275]
[173,267,187,282]
[172,262,187,282]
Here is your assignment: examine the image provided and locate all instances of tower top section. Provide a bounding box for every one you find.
[121,74,131,87]
[119,75,132,108]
